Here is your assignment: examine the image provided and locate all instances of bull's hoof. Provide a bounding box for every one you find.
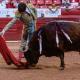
[59,67,64,70]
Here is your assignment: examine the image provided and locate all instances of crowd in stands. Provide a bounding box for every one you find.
[0,0,80,8]
[0,0,19,8]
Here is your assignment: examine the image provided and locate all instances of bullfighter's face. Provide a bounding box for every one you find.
[24,49,40,66]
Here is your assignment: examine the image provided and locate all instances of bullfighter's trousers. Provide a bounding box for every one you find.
[19,20,35,52]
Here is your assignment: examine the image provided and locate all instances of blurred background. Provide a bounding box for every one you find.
[0,0,80,41]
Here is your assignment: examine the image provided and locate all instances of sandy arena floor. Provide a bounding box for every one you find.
[0,42,80,80]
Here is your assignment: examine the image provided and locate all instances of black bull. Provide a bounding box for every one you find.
[24,20,80,70]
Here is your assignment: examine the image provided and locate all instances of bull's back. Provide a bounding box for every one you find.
[41,21,80,52]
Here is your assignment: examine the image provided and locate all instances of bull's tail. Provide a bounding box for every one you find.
[0,36,26,67]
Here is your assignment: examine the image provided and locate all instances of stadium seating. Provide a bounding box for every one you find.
[53,0,61,5]
[45,0,53,5]
[36,0,45,8]
[70,0,79,2]
[31,0,37,5]
[37,0,45,5]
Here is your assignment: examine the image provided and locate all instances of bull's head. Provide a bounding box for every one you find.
[24,31,41,67]
[24,49,40,67]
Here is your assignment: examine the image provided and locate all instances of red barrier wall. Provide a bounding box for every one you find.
[0,16,80,41]
[0,18,23,41]
[61,8,80,15]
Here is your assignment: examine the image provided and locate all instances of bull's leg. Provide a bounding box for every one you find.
[59,51,65,70]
